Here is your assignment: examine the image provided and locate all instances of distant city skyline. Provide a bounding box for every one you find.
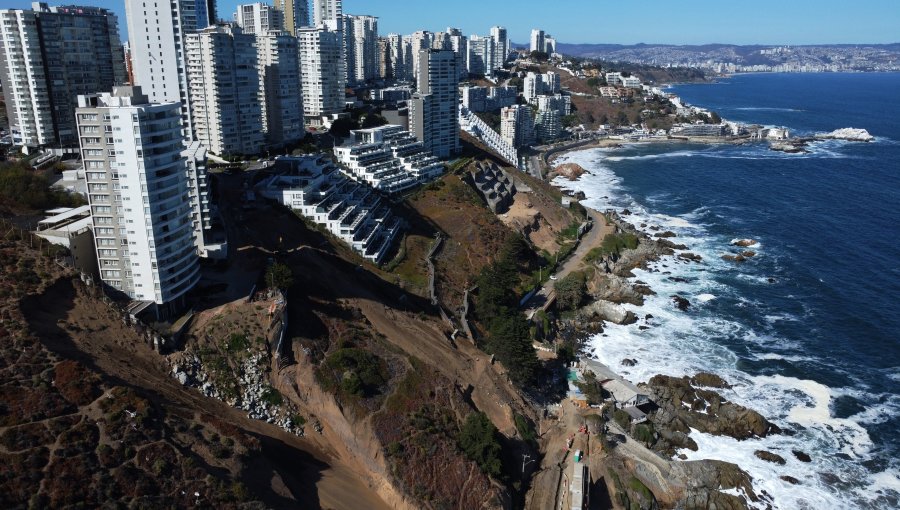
[3,0,899,46]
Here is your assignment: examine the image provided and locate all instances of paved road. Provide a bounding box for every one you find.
[523,207,612,317]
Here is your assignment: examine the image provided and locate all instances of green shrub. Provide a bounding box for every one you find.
[458,412,503,477]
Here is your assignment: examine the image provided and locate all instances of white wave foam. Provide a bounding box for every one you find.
[697,293,717,302]
[559,146,899,509]
[734,107,803,112]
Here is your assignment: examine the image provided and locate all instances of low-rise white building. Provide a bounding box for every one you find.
[334,125,444,194]
[33,206,98,277]
[256,155,401,263]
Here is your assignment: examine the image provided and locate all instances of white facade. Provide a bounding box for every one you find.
[312,0,341,29]
[186,25,264,156]
[446,28,468,80]
[125,0,200,140]
[537,94,571,116]
[182,141,219,258]
[467,35,494,77]
[523,72,543,103]
[501,105,535,148]
[490,26,508,69]
[535,109,561,142]
[622,76,642,88]
[256,31,304,145]
[234,3,284,34]
[605,72,623,86]
[297,26,346,119]
[409,30,433,83]
[256,156,401,263]
[530,29,544,53]
[76,87,200,306]
[343,15,378,84]
[334,125,444,193]
[0,5,125,147]
[410,49,459,159]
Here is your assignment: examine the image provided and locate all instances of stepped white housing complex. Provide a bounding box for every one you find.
[0,4,125,148]
[410,49,459,158]
[334,125,444,194]
[256,155,401,263]
[76,87,200,316]
[186,25,265,156]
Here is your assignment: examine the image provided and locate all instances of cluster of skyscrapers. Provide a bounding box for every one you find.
[0,0,538,315]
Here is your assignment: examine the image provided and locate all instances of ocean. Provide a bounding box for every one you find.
[554,72,900,509]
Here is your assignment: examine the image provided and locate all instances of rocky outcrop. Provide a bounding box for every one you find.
[722,253,747,263]
[793,450,812,463]
[645,374,781,455]
[731,239,757,247]
[553,162,588,180]
[691,372,732,389]
[671,295,690,311]
[816,128,874,142]
[589,273,652,306]
[578,300,638,326]
[677,252,702,263]
[754,450,786,465]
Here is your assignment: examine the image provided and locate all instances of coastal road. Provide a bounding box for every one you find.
[523,207,613,317]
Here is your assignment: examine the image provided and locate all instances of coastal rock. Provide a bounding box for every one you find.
[741,250,756,258]
[770,141,809,154]
[553,162,588,180]
[816,127,874,142]
[780,475,801,485]
[732,239,758,247]
[691,372,732,389]
[590,274,648,306]
[677,252,703,263]
[722,254,747,263]
[621,358,638,367]
[655,230,677,238]
[657,239,688,251]
[646,374,781,442]
[671,295,691,311]
[574,191,586,200]
[621,209,632,216]
[754,450,786,465]
[792,450,812,463]
[666,459,758,509]
[578,300,637,326]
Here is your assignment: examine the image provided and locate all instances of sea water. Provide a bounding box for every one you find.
[554,73,900,509]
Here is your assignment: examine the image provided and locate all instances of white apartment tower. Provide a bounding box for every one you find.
[297,26,345,120]
[274,0,309,34]
[386,34,406,80]
[186,25,264,156]
[410,49,459,158]
[490,26,508,69]
[410,31,433,83]
[76,87,200,314]
[530,29,545,53]
[343,15,378,84]
[256,31,304,146]
[501,105,535,148]
[467,35,494,77]
[234,3,284,34]
[446,28,468,80]
[312,0,341,29]
[125,0,205,139]
[0,4,126,148]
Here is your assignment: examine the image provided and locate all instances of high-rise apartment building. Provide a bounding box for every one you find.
[256,31,304,146]
[490,26,508,69]
[409,31,433,83]
[76,87,200,314]
[530,29,545,53]
[312,0,341,29]
[234,3,284,34]
[186,25,264,156]
[409,49,459,158]
[467,35,495,77]
[0,4,125,148]
[343,15,378,84]
[501,105,535,148]
[446,28,468,80]
[297,26,345,120]
[274,0,309,34]
[125,0,207,140]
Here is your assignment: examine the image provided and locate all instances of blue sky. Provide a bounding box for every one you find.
[8,0,899,45]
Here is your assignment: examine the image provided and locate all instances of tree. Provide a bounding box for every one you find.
[530,50,549,62]
[265,263,294,291]
[361,113,387,128]
[488,313,539,385]
[709,111,722,124]
[554,272,586,311]
[615,110,629,126]
[458,412,503,477]
[328,117,357,138]
[586,77,600,88]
